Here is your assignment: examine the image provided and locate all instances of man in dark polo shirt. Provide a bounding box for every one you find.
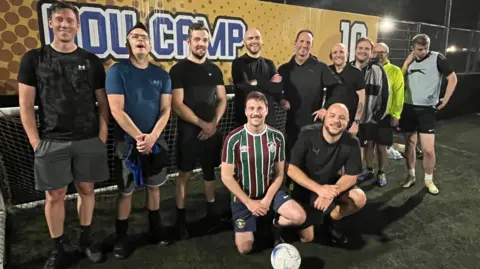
[231,28,283,127]
[325,43,366,134]
[287,103,366,245]
[17,2,109,268]
[170,23,227,239]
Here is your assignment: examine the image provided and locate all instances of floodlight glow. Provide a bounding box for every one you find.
[380,18,395,32]
[446,46,457,53]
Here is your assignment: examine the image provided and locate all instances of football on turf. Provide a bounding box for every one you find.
[270,243,301,269]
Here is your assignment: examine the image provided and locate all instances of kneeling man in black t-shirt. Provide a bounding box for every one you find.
[287,103,366,245]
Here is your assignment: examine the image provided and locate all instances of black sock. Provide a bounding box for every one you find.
[206,201,215,216]
[177,208,186,223]
[378,170,385,175]
[367,167,374,172]
[273,214,281,227]
[79,225,91,247]
[52,234,64,251]
[148,209,161,231]
[116,219,129,238]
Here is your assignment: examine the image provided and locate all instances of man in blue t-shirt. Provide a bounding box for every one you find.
[106,22,173,259]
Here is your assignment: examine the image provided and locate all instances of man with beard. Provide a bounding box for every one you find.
[366,42,405,186]
[278,30,345,165]
[287,103,366,245]
[221,91,306,254]
[231,29,283,127]
[17,2,109,268]
[325,43,365,135]
[106,22,173,259]
[350,37,390,185]
[170,22,227,239]
[400,34,457,195]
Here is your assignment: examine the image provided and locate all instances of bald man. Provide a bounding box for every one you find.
[287,103,366,245]
[324,43,366,134]
[232,28,283,127]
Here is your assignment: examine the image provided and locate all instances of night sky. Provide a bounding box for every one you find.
[264,0,480,29]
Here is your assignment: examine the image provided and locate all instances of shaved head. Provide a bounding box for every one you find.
[330,43,348,66]
[245,28,262,39]
[324,103,350,137]
[328,103,349,118]
[244,28,263,56]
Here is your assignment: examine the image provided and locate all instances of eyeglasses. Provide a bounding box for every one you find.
[128,34,149,41]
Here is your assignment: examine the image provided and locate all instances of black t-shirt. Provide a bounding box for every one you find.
[289,123,362,185]
[17,45,105,141]
[231,54,282,126]
[435,53,454,76]
[169,58,224,127]
[327,64,365,121]
[278,56,344,133]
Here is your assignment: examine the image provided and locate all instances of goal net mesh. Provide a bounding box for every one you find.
[0,95,287,208]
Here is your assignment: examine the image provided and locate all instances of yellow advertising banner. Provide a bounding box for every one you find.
[0,0,379,95]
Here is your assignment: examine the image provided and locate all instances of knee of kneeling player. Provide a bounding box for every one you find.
[299,231,314,243]
[291,208,307,225]
[351,190,367,210]
[236,242,253,255]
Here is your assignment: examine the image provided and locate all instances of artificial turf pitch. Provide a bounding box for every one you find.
[6,114,480,269]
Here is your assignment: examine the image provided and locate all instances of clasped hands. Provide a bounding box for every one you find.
[198,120,218,140]
[135,133,158,154]
[246,196,272,217]
[313,185,340,212]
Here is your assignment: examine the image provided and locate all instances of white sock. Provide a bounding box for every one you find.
[425,174,433,181]
[408,169,415,177]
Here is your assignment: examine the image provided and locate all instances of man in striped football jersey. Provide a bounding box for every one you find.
[221,91,306,255]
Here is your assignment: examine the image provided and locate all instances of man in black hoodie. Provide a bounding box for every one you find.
[278,29,345,157]
[232,28,283,127]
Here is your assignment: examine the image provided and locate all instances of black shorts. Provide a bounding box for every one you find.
[358,115,393,147]
[176,122,223,179]
[291,182,356,230]
[399,104,436,134]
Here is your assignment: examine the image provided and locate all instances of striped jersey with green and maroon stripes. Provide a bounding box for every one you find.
[221,125,285,201]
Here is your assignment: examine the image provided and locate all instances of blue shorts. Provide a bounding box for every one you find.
[231,189,291,233]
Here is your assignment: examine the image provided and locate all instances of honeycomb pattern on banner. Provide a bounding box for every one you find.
[0,0,379,95]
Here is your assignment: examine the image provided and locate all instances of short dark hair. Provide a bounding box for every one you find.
[245,91,268,107]
[47,1,79,22]
[127,21,149,36]
[295,29,314,42]
[411,34,430,46]
[355,36,374,49]
[188,22,209,38]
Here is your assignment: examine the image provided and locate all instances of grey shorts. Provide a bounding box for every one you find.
[114,140,168,196]
[34,137,109,191]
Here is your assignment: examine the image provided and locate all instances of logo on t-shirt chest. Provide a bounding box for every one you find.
[240,145,249,153]
[267,142,276,153]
